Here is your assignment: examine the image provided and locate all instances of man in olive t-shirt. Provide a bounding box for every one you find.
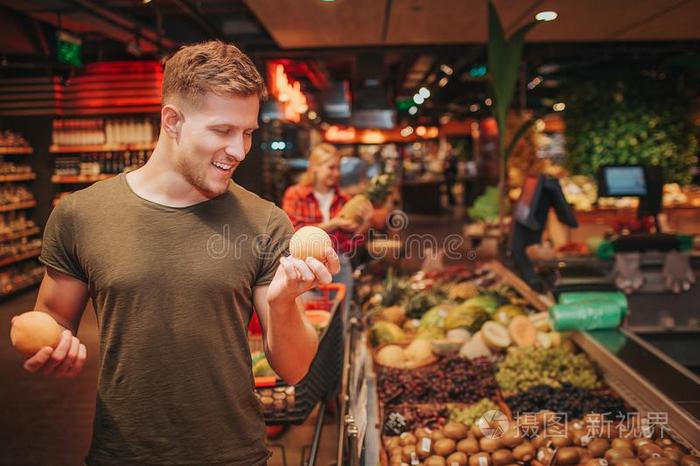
[14,41,337,465]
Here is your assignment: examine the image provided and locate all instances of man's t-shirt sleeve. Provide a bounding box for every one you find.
[39,196,87,282]
[255,205,294,287]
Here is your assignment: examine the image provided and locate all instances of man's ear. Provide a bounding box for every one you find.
[161,103,184,139]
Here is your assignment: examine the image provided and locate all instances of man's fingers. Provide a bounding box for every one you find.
[23,347,53,373]
[324,247,341,274]
[288,257,315,282]
[42,330,72,374]
[279,257,297,281]
[64,344,87,378]
[56,336,81,378]
[306,257,332,285]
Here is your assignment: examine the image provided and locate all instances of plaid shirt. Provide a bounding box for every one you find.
[281,183,359,254]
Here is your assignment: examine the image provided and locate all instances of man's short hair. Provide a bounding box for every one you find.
[162,40,267,106]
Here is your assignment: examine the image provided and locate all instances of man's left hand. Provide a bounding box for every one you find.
[266,247,341,306]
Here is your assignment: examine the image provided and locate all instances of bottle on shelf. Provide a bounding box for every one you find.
[53,149,151,179]
[0,162,33,175]
[0,129,30,148]
[0,237,42,260]
[0,260,44,296]
[0,186,35,206]
[0,211,36,236]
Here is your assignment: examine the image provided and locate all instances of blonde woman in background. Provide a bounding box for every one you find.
[282,143,370,313]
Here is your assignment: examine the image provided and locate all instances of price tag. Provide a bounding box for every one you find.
[420,436,432,453]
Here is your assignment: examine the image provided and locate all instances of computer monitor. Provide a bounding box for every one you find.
[597,165,664,223]
[598,165,647,197]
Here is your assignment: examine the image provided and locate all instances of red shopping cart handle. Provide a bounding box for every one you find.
[254,376,277,387]
[249,283,346,334]
[322,282,346,303]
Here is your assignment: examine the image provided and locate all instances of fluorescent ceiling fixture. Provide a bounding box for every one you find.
[440,64,453,75]
[535,11,558,21]
[418,87,430,99]
[413,94,425,105]
[538,64,560,74]
[553,102,566,112]
[527,76,543,90]
[408,106,418,115]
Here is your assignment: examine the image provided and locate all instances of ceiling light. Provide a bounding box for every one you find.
[408,106,418,115]
[307,111,317,120]
[469,104,480,112]
[400,126,414,137]
[535,11,557,21]
[439,77,449,87]
[413,94,425,105]
[143,0,152,3]
[527,76,543,90]
[538,64,560,74]
[440,64,453,76]
[321,0,336,2]
[416,126,427,137]
[535,119,546,132]
[418,87,430,99]
[553,102,566,112]
[484,98,492,106]
[439,115,451,125]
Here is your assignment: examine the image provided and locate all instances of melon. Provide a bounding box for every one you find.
[376,344,406,367]
[10,311,63,357]
[508,315,537,347]
[339,195,374,224]
[289,226,332,261]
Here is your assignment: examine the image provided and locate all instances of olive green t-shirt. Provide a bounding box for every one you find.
[39,173,293,465]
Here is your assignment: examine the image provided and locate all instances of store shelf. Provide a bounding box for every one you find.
[0,226,40,242]
[0,276,43,301]
[0,173,36,182]
[52,174,114,184]
[0,147,33,155]
[0,201,37,213]
[50,143,154,153]
[0,249,41,268]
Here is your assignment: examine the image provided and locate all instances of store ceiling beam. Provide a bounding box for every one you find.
[61,0,175,51]
[170,0,223,40]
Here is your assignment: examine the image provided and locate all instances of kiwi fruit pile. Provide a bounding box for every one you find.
[381,412,699,466]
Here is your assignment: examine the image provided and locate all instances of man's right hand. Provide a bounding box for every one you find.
[19,325,87,378]
[321,217,358,233]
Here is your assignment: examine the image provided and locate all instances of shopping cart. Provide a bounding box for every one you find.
[248,283,346,466]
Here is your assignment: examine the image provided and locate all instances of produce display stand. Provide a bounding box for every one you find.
[336,260,699,465]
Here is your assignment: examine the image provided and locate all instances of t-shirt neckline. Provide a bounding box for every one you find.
[120,172,231,211]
